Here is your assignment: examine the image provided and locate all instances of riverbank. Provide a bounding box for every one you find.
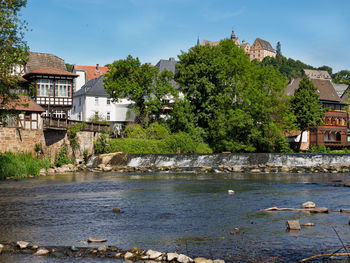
[0,241,224,263]
[0,152,51,180]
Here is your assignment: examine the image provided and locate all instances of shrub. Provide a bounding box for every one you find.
[94,132,111,154]
[123,123,146,139]
[109,138,168,154]
[146,122,169,140]
[195,142,213,154]
[0,152,52,179]
[164,132,197,154]
[309,145,329,153]
[54,146,72,167]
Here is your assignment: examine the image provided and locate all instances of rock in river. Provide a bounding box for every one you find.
[286,220,301,230]
[34,248,49,256]
[302,201,316,208]
[88,237,107,243]
[17,241,29,249]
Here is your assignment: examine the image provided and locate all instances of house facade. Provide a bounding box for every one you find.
[0,95,45,130]
[20,52,78,119]
[71,75,134,123]
[286,69,348,149]
[249,38,276,61]
[71,64,109,92]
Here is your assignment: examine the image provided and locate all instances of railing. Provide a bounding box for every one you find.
[43,117,110,132]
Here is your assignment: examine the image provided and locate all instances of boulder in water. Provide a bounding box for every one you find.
[178,254,193,263]
[228,190,235,195]
[0,244,3,254]
[167,252,179,261]
[286,220,301,230]
[302,201,316,208]
[194,258,213,263]
[34,248,49,256]
[88,237,107,243]
[17,241,29,249]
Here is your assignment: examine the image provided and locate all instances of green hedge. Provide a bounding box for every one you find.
[0,152,51,179]
[107,133,213,154]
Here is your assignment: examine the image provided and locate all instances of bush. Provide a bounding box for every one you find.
[123,123,146,139]
[0,152,51,179]
[309,145,329,153]
[195,142,213,154]
[94,132,111,154]
[164,132,197,153]
[146,122,169,140]
[54,146,72,167]
[109,138,168,154]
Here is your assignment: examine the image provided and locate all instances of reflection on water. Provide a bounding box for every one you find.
[0,172,349,262]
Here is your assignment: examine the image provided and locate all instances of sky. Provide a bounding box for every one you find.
[21,0,350,73]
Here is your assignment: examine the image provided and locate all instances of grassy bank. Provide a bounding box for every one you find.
[0,152,51,180]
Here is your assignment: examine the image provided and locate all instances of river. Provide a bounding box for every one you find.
[0,171,349,262]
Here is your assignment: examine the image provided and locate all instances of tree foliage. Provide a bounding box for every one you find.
[333,70,350,85]
[104,55,177,125]
[261,55,315,79]
[291,76,325,151]
[172,39,292,152]
[0,0,28,97]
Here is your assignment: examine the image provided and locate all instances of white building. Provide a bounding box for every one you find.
[71,64,109,92]
[71,76,134,125]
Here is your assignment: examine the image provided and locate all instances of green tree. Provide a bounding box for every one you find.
[0,0,28,97]
[291,76,325,152]
[333,70,350,85]
[104,55,177,125]
[276,41,282,65]
[173,39,292,152]
[317,65,333,76]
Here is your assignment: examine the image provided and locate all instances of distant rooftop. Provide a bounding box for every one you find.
[72,64,109,82]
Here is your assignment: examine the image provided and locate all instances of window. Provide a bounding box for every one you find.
[79,112,82,121]
[107,112,110,121]
[55,80,71,97]
[73,106,76,112]
[95,97,99,105]
[107,98,111,105]
[37,79,53,97]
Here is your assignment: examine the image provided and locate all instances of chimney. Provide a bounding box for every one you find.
[169,57,175,62]
[96,64,99,71]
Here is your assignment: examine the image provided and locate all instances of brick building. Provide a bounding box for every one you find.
[286,69,348,149]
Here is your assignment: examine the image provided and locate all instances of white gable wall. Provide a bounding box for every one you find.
[71,95,134,122]
[72,70,86,92]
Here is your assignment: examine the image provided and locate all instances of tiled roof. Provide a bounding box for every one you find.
[253,38,275,53]
[155,58,179,89]
[74,75,109,97]
[332,83,349,97]
[303,69,331,80]
[23,67,78,78]
[26,52,67,73]
[0,95,45,112]
[286,78,341,103]
[72,65,109,81]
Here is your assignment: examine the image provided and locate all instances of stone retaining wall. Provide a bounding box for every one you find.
[0,127,99,160]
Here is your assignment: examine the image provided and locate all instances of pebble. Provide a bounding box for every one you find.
[34,248,49,256]
[17,241,29,249]
[97,245,107,252]
[124,251,134,260]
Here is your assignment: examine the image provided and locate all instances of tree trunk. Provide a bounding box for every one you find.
[297,130,304,152]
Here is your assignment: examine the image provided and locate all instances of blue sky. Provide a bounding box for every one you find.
[22,0,350,72]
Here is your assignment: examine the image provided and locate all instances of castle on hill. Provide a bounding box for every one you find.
[200,30,276,62]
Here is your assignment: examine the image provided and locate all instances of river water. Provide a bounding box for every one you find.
[0,171,349,262]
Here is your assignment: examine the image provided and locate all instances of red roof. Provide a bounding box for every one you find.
[72,65,109,81]
[0,95,45,112]
[23,67,79,78]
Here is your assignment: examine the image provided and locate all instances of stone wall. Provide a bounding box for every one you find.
[0,128,45,154]
[0,127,99,160]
